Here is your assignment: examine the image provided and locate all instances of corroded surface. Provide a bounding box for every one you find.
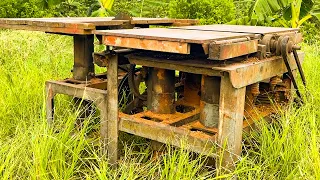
[0,17,198,35]
[171,24,299,34]
[97,28,255,44]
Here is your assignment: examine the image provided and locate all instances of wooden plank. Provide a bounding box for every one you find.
[97,28,255,44]
[171,24,299,34]
[103,35,191,54]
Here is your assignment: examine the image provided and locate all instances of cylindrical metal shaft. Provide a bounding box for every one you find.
[200,75,220,128]
[148,68,176,114]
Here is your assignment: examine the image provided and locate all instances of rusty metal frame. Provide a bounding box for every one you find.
[46,46,304,170]
[46,54,119,165]
[127,52,304,89]
[45,80,218,157]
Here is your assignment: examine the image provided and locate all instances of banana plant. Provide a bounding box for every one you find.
[229,0,320,28]
[89,0,115,17]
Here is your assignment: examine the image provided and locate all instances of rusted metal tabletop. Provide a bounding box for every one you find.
[95,28,255,43]
[95,25,300,57]
[0,17,198,35]
[95,28,258,55]
[170,24,299,34]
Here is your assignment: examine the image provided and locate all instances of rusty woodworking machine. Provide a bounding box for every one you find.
[0,17,305,169]
[88,25,305,169]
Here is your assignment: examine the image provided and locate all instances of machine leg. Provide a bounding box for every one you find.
[73,35,95,118]
[217,73,246,171]
[73,35,94,80]
[46,83,55,125]
[103,54,119,165]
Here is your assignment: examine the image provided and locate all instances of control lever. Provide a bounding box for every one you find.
[280,36,306,103]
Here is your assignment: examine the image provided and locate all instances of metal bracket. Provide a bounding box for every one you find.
[280,36,306,102]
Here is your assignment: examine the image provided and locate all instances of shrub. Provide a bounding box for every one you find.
[0,0,46,18]
[169,0,236,24]
[51,1,89,17]
[300,19,320,44]
[113,0,170,18]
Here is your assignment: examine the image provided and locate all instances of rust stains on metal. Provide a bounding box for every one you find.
[119,112,217,157]
[103,36,191,54]
[183,73,201,105]
[73,35,94,81]
[209,39,258,60]
[0,17,199,35]
[251,83,260,97]
[228,52,304,88]
[149,68,176,114]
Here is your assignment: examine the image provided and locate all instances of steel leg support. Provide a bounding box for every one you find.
[73,35,94,80]
[217,72,246,171]
[46,83,55,125]
[105,54,119,165]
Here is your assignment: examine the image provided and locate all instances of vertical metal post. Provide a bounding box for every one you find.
[46,83,55,125]
[103,54,119,165]
[73,35,95,118]
[200,75,220,128]
[46,35,94,124]
[73,35,94,81]
[217,72,246,170]
[184,73,201,105]
[149,68,176,114]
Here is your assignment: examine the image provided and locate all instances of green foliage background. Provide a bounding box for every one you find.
[168,0,236,24]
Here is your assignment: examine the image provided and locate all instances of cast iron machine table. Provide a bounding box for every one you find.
[91,24,304,170]
[0,18,305,171]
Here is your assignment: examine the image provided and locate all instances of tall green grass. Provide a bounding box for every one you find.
[0,30,319,179]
